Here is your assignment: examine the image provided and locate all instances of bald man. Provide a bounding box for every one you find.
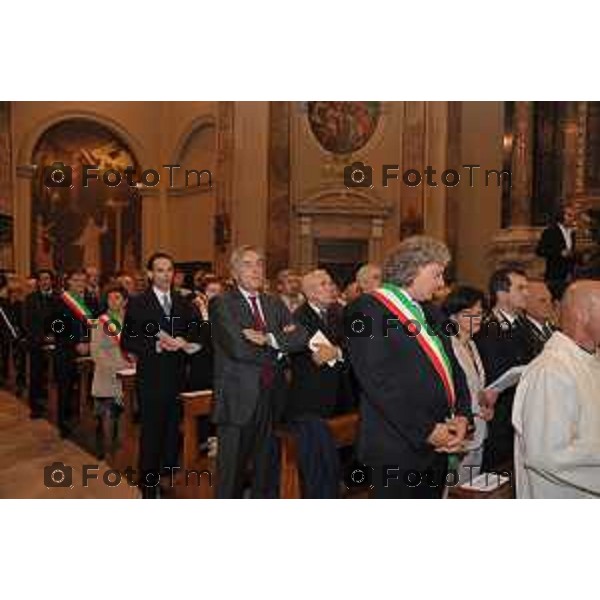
[285,269,346,421]
[512,280,600,498]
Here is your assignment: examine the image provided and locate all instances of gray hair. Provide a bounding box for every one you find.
[355,263,381,288]
[383,236,450,287]
[229,244,265,273]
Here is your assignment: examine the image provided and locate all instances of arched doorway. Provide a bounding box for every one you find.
[30,118,141,276]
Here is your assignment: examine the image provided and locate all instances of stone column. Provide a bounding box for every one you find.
[368,217,384,263]
[298,215,313,273]
[561,102,578,201]
[575,101,588,198]
[14,164,34,276]
[509,101,534,226]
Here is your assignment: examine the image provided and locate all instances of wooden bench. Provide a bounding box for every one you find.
[277,411,360,499]
[112,369,139,473]
[171,389,215,498]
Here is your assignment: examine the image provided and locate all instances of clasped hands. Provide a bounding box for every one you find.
[427,416,469,454]
[158,335,188,352]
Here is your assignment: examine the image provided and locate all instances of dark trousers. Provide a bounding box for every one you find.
[29,348,47,416]
[54,349,77,435]
[482,396,514,472]
[216,388,274,499]
[370,455,448,499]
[138,387,180,487]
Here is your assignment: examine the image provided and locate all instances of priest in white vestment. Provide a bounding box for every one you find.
[512,280,600,499]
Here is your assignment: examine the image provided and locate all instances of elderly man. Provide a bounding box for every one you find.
[355,263,382,294]
[513,280,600,498]
[286,269,345,421]
[518,279,556,357]
[210,245,308,498]
[347,236,471,498]
[276,268,304,313]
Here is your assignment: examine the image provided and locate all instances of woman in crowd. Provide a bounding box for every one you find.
[442,285,497,483]
[89,284,134,459]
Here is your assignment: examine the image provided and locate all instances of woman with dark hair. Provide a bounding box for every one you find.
[89,284,134,459]
[443,285,497,482]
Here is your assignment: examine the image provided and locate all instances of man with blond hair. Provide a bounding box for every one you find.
[347,236,471,498]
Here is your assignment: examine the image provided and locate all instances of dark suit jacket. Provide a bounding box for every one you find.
[121,288,200,401]
[286,302,347,421]
[23,290,60,345]
[474,310,539,470]
[536,223,576,283]
[209,288,308,426]
[346,293,471,472]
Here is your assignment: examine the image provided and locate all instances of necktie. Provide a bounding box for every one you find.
[248,295,274,388]
[248,295,266,332]
[162,293,172,316]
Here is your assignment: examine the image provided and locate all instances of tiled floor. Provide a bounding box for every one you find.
[0,390,139,499]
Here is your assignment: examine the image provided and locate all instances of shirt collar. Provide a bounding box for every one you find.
[153,286,171,301]
[495,307,517,324]
[309,302,325,317]
[238,286,260,303]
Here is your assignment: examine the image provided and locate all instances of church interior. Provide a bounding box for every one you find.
[1,100,599,500]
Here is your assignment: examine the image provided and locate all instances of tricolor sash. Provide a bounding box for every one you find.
[370,283,456,409]
[61,290,92,323]
[61,291,132,363]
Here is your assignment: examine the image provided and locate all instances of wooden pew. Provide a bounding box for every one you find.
[171,390,215,498]
[112,369,139,473]
[277,411,360,499]
[45,346,59,426]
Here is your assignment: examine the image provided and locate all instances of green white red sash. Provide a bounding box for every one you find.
[61,291,132,363]
[61,290,92,323]
[370,283,456,409]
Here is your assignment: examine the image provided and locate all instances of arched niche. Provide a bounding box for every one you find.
[29,118,141,276]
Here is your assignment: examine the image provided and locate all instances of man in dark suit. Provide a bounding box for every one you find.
[210,245,308,498]
[347,236,472,499]
[286,269,346,421]
[474,266,538,472]
[121,252,200,499]
[536,204,578,300]
[517,279,556,359]
[51,270,93,438]
[23,269,60,418]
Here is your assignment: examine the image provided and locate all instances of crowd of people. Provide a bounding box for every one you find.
[1,203,599,499]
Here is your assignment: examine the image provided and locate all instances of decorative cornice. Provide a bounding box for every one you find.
[295,187,392,218]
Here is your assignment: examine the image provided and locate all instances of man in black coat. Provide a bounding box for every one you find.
[347,236,472,499]
[51,270,93,438]
[285,269,346,421]
[209,245,308,498]
[121,252,201,499]
[23,269,60,418]
[474,266,538,472]
[536,204,578,300]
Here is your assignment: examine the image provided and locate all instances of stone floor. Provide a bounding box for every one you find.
[0,390,139,499]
